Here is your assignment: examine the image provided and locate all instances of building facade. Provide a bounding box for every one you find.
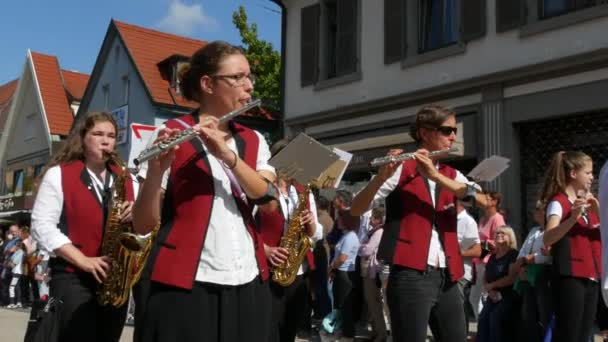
[274,0,608,231]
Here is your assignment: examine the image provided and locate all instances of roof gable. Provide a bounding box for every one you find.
[61,70,89,101]
[113,20,205,109]
[30,52,74,135]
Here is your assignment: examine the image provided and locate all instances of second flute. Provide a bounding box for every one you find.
[369,147,459,168]
[133,99,261,166]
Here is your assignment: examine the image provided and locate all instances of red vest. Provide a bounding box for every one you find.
[53,160,134,272]
[149,113,269,289]
[549,192,602,279]
[378,160,464,282]
[256,188,316,271]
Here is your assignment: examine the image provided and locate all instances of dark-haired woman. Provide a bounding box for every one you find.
[31,112,135,342]
[133,41,275,342]
[351,105,491,342]
[541,151,601,342]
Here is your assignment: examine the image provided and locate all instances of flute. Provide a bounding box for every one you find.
[369,147,459,168]
[133,99,261,166]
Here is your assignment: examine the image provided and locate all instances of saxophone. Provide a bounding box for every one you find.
[97,153,159,307]
[272,184,313,286]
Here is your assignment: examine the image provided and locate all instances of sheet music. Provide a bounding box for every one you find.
[269,133,351,189]
[467,155,510,183]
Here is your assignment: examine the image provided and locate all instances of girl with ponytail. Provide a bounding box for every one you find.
[541,150,600,342]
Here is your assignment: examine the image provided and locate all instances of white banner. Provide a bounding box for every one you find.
[128,123,157,169]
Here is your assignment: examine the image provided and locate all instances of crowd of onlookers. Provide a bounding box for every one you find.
[0,223,50,310]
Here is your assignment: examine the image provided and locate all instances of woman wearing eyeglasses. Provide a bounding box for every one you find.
[351,105,490,342]
[133,41,275,342]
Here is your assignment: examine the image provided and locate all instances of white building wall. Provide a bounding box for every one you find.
[283,0,608,119]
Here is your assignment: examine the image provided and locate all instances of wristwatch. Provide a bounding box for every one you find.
[464,183,477,200]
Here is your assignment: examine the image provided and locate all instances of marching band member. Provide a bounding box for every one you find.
[133,41,275,342]
[256,140,323,342]
[541,151,601,342]
[351,104,490,342]
[31,112,134,342]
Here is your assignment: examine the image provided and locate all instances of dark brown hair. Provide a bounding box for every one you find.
[409,104,456,143]
[178,41,245,102]
[338,209,360,231]
[539,151,592,204]
[488,191,502,208]
[37,112,118,182]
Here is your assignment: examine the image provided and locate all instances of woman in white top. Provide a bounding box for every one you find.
[133,41,275,342]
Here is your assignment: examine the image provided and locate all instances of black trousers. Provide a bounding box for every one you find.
[552,276,599,342]
[140,277,271,342]
[387,266,466,342]
[50,271,128,342]
[268,274,310,342]
[333,270,358,338]
[311,241,332,319]
[520,269,552,342]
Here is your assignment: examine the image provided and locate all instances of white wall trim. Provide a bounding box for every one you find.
[504,66,608,98]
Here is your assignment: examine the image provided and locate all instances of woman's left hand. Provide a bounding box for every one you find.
[300,209,314,226]
[120,201,134,223]
[194,117,234,164]
[414,149,439,181]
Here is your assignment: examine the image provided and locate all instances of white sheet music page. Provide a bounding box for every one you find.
[467,155,510,183]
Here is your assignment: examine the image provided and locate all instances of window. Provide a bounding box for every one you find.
[172,61,188,95]
[122,76,130,104]
[418,0,460,53]
[102,84,110,110]
[13,169,23,195]
[384,0,485,65]
[34,164,44,178]
[540,0,597,19]
[300,0,359,86]
[4,171,14,195]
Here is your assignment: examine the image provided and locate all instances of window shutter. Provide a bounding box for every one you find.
[461,0,487,42]
[496,0,524,33]
[384,0,405,64]
[336,0,358,76]
[301,4,320,87]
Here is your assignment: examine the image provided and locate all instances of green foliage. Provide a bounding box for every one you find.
[232,6,281,113]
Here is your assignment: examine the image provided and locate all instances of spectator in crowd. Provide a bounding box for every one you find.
[477,226,519,342]
[312,196,334,321]
[470,191,506,317]
[2,225,21,305]
[359,206,388,342]
[515,200,553,342]
[455,199,481,336]
[7,240,25,308]
[328,209,361,341]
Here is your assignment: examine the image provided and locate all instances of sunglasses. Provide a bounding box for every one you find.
[435,126,458,136]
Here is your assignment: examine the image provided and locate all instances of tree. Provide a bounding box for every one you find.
[232,6,281,113]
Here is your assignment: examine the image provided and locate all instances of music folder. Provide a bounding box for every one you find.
[467,155,511,183]
[269,133,352,189]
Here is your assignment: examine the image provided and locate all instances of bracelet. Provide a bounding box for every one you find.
[221,150,238,170]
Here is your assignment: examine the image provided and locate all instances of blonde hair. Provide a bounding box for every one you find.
[496,226,517,250]
[539,151,592,205]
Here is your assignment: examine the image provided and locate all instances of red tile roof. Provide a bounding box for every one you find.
[61,70,89,101]
[113,20,275,120]
[113,20,205,109]
[0,79,18,132]
[30,52,75,135]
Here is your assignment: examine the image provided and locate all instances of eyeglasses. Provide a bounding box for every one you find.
[211,73,256,87]
[435,126,458,136]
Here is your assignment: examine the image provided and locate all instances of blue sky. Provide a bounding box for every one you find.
[0,0,282,84]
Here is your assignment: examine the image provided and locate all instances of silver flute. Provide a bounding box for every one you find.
[133,99,262,166]
[369,147,459,167]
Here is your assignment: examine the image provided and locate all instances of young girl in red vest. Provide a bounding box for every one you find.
[256,138,322,342]
[540,151,601,342]
[351,104,491,342]
[31,112,135,342]
[133,41,276,342]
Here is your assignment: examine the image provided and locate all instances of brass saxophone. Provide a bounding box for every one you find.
[272,184,313,286]
[97,153,159,307]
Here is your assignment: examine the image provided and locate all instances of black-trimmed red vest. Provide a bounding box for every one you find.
[549,192,601,279]
[147,113,269,290]
[52,160,135,272]
[377,159,464,282]
[256,186,316,272]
